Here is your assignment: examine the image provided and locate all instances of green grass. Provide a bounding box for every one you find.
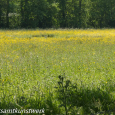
[0,29,115,115]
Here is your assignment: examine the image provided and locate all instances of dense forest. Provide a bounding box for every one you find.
[0,0,115,28]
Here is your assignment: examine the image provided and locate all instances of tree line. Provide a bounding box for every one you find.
[0,0,115,28]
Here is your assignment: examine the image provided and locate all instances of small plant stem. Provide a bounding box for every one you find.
[62,78,68,115]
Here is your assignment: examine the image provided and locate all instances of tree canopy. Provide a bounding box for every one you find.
[0,0,115,28]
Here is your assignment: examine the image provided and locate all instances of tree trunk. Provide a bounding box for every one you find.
[6,0,9,28]
[0,4,1,26]
[20,0,24,27]
[79,0,82,28]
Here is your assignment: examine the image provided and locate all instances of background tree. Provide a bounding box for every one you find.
[107,0,115,27]
[41,0,59,28]
[57,0,67,27]
[6,0,10,28]
[89,0,115,28]
[0,0,6,27]
[0,0,115,28]
[0,0,3,27]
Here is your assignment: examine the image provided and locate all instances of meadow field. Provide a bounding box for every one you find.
[0,29,115,115]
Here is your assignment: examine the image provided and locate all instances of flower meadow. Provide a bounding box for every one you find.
[0,29,115,114]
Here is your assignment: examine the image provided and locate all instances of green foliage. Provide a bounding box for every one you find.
[0,0,115,28]
[55,74,115,114]
[55,74,71,115]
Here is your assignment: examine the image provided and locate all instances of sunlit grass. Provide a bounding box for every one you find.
[0,29,115,114]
